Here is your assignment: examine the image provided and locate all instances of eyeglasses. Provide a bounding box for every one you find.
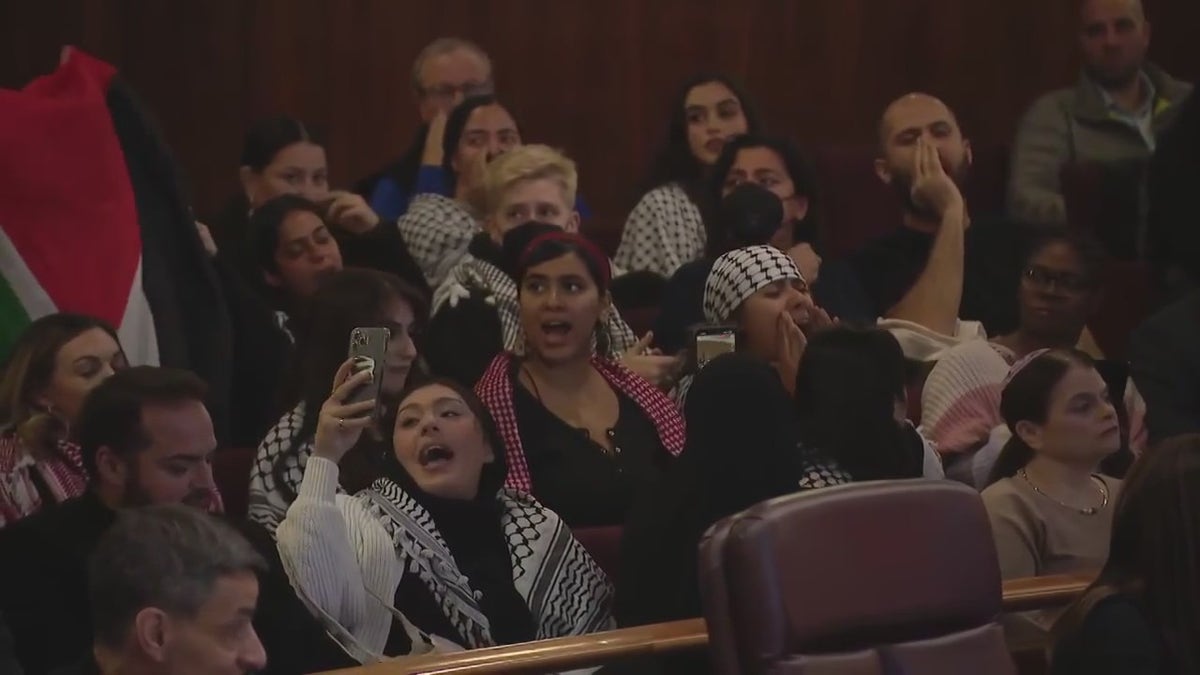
[420,80,495,103]
[1022,266,1095,293]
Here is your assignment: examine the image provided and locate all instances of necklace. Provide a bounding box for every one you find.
[1018,469,1109,515]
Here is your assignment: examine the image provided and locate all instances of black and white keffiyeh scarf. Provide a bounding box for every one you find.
[248,404,318,535]
[432,253,637,358]
[703,244,803,323]
[358,479,615,648]
[396,194,479,288]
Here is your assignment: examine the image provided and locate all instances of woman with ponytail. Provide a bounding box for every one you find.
[983,349,1127,581]
[0,314,126,526]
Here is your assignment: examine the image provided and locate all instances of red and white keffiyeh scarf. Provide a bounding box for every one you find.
[475,353,686,492]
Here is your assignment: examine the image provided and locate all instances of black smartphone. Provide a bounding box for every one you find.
[346,327,390,418]
[689,324,737,372]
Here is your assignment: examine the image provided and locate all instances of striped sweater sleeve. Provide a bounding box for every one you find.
[276,456,399,656]
[921,341,1012,455]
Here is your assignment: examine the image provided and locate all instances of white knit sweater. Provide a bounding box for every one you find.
[276,456,405,659]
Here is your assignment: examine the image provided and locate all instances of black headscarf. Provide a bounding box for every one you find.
[616,353,804,630]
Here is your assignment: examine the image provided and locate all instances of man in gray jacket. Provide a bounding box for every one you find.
[1008,0,1191,229]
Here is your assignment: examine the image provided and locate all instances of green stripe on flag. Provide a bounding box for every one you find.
[0,226,57,359]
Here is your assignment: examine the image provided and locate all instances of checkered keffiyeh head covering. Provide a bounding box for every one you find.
[703,245,802,323]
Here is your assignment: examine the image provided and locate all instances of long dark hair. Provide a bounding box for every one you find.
[272,268,429,500]
[247,194,329,277]
[1051,434,1200,672]
[240,116,318,172]
[793,326,923,481]
[987,349,1130,485]
[441,95,519,194]
[245,194,334,312]
[705,133,819,258]
[225,116,320,217]
[382,375,509,500]
[640,73,763,205]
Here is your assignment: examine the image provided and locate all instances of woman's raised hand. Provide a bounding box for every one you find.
[312,359,377,463]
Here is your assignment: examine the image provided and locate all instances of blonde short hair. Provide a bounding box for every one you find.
[483,145,578,217]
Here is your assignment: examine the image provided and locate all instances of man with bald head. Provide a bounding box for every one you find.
[1008,0,1191,228]
[840,93,1027,343]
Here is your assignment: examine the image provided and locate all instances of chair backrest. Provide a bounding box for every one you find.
[699,515,741,675]
[213,446,255,517]
[699,480,1015,675]
[573,525,624,583]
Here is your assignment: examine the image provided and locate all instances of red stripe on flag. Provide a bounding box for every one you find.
[0,49,141,328]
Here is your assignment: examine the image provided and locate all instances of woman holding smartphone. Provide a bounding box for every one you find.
[276,376,614,660]
[249,268,427,536]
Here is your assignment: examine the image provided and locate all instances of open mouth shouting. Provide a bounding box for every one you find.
[538,318,578,348]
[418,443,455,471]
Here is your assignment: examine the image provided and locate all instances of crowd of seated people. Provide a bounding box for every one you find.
[0,0,1197,672]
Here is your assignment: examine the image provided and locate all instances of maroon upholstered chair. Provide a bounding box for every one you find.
[213,446,255,518]
[573,525,624,584]
[698,480,1015,675]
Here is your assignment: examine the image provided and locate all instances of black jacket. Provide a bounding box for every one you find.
[0,493,354,675]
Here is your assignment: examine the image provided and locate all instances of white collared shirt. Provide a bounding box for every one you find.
[1098,70,1158,150]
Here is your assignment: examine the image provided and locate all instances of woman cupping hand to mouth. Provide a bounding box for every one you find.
[475,231,687,527]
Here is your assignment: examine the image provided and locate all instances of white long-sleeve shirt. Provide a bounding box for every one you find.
[276,456,406,658]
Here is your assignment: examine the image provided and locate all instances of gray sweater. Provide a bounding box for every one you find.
[1008,64,1192,228]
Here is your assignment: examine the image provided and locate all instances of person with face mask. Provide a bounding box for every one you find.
[276,375,614,661]
[0,367,352,675]
[615,74,763,279]
[1008,0,1192,229]
[833,93,1031,356]
[651,134,859,356]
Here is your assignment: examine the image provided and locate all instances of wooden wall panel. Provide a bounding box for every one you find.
[2,0,1196,232]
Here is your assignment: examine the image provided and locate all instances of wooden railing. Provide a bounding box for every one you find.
[315,573,1092,675]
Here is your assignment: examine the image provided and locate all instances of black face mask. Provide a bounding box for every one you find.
[499,222,561,278]
[721,183,785,247]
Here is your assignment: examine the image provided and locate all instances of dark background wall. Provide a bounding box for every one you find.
[3,0,1196,236]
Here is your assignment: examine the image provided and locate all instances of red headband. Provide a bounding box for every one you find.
[519,231,612,289]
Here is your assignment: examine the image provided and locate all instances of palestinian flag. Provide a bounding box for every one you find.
[0,48,233,439]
